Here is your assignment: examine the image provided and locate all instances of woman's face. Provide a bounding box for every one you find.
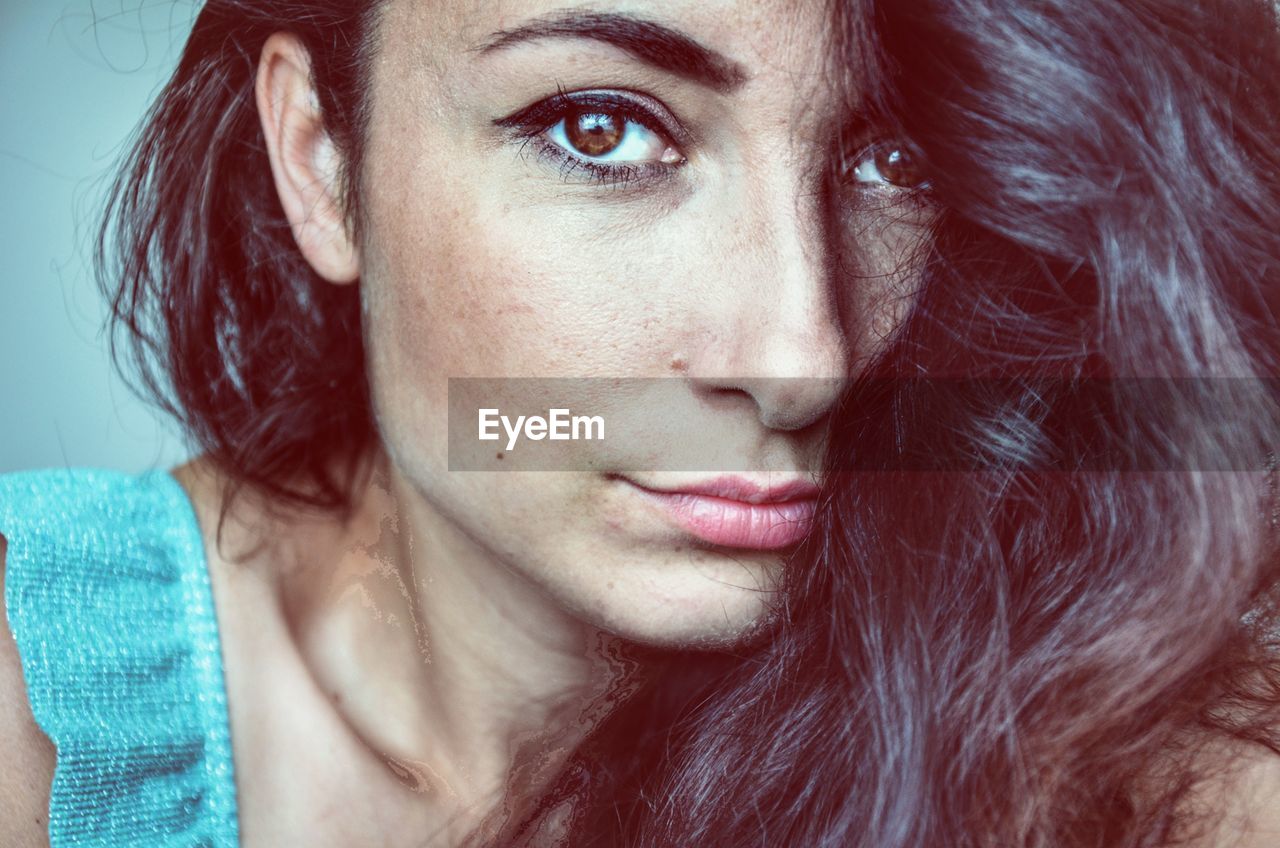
[301,0,930,647]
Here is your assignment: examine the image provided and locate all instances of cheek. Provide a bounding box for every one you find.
[837,203,936,363]
[354,131,735,466]
[360,168,686,384]
[354,136,706,481]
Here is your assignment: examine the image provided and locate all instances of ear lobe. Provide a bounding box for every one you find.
[255,32,360,285]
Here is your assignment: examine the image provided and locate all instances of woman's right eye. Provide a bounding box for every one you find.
[495,88,688,188]
[544,107,684,166]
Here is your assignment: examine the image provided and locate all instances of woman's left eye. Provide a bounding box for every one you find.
[845,140,931,192]
[496,89,688,187]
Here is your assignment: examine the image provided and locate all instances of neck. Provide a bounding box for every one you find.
[274,453,646,840]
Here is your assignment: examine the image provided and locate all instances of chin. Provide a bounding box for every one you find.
[578,564,784,651]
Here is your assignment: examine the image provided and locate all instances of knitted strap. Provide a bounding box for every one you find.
[0,468,240,847]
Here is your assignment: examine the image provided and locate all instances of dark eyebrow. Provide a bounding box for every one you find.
[474,10,749,94]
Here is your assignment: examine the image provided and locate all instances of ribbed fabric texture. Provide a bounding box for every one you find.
[0,468,241,847]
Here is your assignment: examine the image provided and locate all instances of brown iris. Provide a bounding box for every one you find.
[875,145,927,189]
[565,109,626,157]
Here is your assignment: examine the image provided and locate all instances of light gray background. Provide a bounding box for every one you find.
[1,1,199,473]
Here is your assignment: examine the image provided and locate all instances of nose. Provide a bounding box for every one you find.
[689,164,848,432]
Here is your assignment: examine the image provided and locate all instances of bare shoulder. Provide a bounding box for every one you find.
[1178,737,1280,848]
[0,534,55,847]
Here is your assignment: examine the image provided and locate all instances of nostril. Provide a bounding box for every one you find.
[691,376,844,433]
[756,378,844,432]
[696,382,759,415]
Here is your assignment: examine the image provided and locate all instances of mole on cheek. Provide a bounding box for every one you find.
[669,355,689,373]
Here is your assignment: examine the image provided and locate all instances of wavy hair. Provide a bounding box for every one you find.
[559,1,1280,846]
[99,1,1280,846]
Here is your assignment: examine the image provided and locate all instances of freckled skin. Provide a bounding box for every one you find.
[355,0,922,646]
[190,1,936,845]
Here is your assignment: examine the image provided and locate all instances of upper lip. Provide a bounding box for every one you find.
[630,475,820,504]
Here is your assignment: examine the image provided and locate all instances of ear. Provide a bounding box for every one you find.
[255,32,360,284]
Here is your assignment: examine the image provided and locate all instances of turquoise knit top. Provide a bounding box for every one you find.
[0,468,241,846]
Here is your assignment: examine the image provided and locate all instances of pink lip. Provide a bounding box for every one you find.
[624,476,819,550]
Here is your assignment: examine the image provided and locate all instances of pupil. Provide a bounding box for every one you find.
[877,147,924,188]
[566,110,625,157]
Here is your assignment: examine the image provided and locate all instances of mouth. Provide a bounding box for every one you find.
[617,475,820,551]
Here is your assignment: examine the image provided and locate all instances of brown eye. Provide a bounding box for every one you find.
[850,141,930,190]
[511,91,688,178]
[876,147,927,188]
[565,109,626,157]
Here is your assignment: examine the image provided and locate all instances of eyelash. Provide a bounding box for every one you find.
[495,86,686,189]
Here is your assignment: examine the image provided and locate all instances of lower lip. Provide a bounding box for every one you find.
[628,485,817,550]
